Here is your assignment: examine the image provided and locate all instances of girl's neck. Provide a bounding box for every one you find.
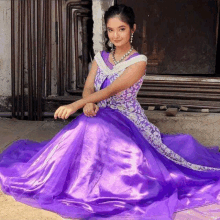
[114,43,132,56]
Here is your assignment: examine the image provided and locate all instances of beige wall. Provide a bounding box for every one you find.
[92,0,114,54]
[0,1,11,96]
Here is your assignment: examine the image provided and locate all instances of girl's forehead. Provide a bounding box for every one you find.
[107,16,128,28]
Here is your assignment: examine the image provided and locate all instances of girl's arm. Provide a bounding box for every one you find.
[82,59,100,117]
[79,60,146,106]
[54,60,146,119]
[82,59,98,98]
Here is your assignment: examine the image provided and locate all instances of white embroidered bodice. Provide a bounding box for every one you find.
[94,51,220,172]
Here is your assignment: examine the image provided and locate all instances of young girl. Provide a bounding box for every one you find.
[1,4,220,220]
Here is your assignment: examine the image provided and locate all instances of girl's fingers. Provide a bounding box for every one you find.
[84,109,89,117]
[83,104,99,117]
[54,103,77,119]
[61,109,67,119]
[58,108,65,119]
[64,111,69,119]
[89,110,95,116]
[83,109,89,117]
[84,108,94,117]
[54,107,61,119]
[95,105,99,113]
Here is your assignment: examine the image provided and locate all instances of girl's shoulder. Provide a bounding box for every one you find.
[94,50,108,60]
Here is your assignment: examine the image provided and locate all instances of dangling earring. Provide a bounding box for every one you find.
[108,40,113,49]
[130,33,134,44]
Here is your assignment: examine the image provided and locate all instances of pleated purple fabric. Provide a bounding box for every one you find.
[0,51,220,220]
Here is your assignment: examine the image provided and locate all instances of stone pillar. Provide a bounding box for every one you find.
[92,0,114,54]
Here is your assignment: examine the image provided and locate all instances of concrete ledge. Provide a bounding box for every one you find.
[145,110,220,147]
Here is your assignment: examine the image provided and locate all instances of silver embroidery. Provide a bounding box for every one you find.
[94,51,220,172]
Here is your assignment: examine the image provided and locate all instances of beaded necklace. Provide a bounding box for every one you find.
[112,46,134,65]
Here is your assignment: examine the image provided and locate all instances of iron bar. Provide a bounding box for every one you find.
[74,9,79,89]
[58,0,64,95]
[55,0,59,95]
[37,0,42,120]
[46,0,52,96]
[73,10,90,88]
[21,0,25,119]
[33,0,37,120]
[17,0,21,119]
[45,0,48,96]
[80,15,84,86]
[66,1,91,91]
[82,16,90,83]
[42,0,46,98]
[65,2,71,90]
[73,9,90,89]
[27,0,33,120]
[11,0,15,118]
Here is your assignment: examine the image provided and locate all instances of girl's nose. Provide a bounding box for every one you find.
[114,31,119,38]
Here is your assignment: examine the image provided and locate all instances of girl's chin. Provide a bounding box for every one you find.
[114,42,126,46]
[114,40,122,43]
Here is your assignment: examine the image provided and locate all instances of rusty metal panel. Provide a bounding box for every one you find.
[117,0,219,75]
[11,0,93,120]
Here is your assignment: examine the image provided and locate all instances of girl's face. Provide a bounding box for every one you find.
[106,16,135,48]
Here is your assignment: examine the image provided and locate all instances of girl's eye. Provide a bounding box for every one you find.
[107,28,125,32]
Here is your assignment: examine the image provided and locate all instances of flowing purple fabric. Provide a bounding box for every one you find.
[1,51,220,220]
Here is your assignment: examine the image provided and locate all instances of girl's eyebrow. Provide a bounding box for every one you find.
[107,25,126,29]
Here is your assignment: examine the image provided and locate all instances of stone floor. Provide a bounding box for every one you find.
[0,110,220,219]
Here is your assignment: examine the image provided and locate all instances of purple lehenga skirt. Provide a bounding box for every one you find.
[1,58,220,219]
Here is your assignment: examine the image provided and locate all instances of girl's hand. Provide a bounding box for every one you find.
[83,103,99,117]
[54,102,79,120]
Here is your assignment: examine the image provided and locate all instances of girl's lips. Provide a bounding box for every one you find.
[114,40,121,42]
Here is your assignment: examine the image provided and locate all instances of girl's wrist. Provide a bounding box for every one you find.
[71,99,97,110]
[74,99,87,109]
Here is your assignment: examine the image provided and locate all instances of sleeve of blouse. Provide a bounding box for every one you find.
[94,51,103,61]
[142,54,148,63]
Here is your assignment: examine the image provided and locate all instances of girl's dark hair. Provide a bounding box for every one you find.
[104,4,136,52]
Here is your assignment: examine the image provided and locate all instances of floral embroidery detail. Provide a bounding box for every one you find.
[94,51,220,172]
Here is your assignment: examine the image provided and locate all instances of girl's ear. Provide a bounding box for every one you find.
[133,24,137,33]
